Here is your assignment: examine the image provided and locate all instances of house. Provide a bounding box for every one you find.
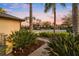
[0,13,25,35]
[0,13,25,55]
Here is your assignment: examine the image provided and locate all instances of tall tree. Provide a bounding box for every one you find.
[72,3,78,35]
[44,3,65,33]
[62,15,72,27]
[29,3,33,32]
[61,15,73,32]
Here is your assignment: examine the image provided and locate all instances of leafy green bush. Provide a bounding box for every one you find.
[46,33,79,56]
[9,29,37,49]
[66,27,73,33]
[38,32,69,38]
[0,46,6,55]
[38,32,53,38]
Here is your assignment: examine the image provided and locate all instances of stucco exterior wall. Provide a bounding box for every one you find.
[0,18,20,35]
[0,18,21,54]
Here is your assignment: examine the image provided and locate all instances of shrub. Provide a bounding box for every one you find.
[38,32,53,38]
[9,29,37,49]
[66,27,73,33]
[38,32,69,39]
[0,46,6,55]
[46,33,79,56]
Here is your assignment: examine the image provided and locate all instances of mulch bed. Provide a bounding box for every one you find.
[11,40,45,56]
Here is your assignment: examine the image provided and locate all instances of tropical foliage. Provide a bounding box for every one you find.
[44,3,65,33]
[38,32,53,38]
[8,29,37,49]
[46,33,79,56]
[38,32,68,38]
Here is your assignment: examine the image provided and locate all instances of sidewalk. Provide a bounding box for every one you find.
[29,37,49,56]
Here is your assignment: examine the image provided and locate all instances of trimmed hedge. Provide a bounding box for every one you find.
[38,32,69,38]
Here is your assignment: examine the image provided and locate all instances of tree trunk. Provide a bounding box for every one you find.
[53,4,56,33]
[29,3,33,32]
[72,3,78,35]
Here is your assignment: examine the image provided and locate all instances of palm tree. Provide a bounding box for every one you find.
[44,3,65,33]
[29,3,33,32]
[72,3,78,35]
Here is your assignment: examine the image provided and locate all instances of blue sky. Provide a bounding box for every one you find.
[0,3,72,12]
[0,3,72,24]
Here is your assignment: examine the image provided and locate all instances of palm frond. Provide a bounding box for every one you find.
[44,3,65,13]
[60,3,66,7]
[44,3,53,12]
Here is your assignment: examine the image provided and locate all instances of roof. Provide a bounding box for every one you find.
[0,13,25,21]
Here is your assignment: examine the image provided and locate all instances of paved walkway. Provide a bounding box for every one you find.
[29,37,49,56]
